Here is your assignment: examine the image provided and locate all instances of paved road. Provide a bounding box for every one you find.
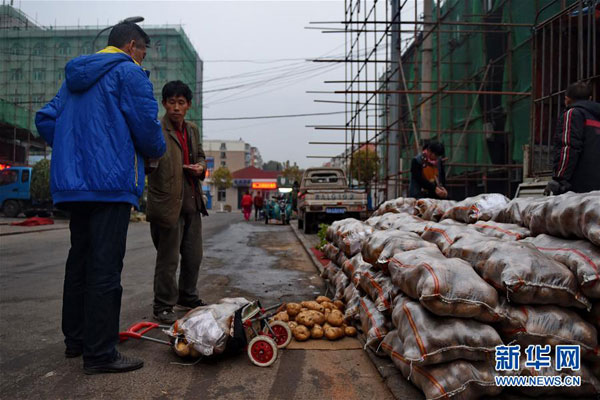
[0,213,394,400]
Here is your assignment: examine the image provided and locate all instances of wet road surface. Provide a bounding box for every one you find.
[0,213,393,399]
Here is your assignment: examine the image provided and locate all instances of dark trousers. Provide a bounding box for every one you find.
[61,202,131,367]
[254,206,262,220]
[151,213,203,312]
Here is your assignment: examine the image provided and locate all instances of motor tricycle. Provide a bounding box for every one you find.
[264,194,292,225]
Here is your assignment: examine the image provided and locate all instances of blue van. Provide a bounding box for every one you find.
[0,167,33,217]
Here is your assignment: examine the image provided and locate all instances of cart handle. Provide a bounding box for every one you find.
[119,321,171,344]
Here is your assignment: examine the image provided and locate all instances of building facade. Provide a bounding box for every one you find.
[0,5,203,165]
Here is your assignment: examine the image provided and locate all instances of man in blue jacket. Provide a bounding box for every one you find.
[35,22,166,375]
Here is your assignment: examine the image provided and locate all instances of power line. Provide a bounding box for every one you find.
[204,111,346,121]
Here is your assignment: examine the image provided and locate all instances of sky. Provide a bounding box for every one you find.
[15,0,391,168]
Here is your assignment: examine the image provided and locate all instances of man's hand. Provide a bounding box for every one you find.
[435,186,448,199]
[183,163,205,177]
[544,179,570,196]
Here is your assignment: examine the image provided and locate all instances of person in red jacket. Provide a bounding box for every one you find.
[545,81,600,195]
[241,191,253,221]
[253,193,264,221]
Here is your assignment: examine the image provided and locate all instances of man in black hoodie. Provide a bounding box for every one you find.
[545,81,600,195]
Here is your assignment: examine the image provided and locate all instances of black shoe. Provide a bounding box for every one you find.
[153,309,177,324]
[65,348,83,358]
[175,299,207,311]
[83,352,143,375]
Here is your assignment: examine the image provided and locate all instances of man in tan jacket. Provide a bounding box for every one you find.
[146,80,208,324]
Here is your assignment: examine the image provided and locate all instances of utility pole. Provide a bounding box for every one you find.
[420,0,433,141]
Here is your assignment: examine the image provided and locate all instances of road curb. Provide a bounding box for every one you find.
[290,222,324,275]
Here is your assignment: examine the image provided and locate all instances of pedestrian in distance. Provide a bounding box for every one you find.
[409,141,448,199]
[146,81,209,325]
[545,81,600,195]
[241,191,253,221]
[253,192,264,221]
[35,22,166,374]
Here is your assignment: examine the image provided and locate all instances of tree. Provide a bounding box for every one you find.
[263,160,283,172]
[349,148,379,186]
[211,166,233,189]
[31,159,51,203]
[281,164,303,185]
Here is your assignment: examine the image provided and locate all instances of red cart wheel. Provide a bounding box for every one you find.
[262,321,292,349]
[247,335,278,367]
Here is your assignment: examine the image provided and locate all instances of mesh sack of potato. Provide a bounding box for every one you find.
[391,294,502,366]
[321,261,341,281]
[362,229,436,273]
[372,197,417,216]
[512,355,600,398]
[322,243,340,262]
[365,215,383,227]
[523,191,600,246]
[494,196,544,225]
[523,234,600,299]
[372,212,429,235]
[471,220,531,241]
[334,250,348,268]
[420,220,477,255]
[341,253,372,286]
[343,284,361,321]
[415,198,458,222]
[381,331,503,400]
[388,247,502,323]
[441,193,510,224]
[446,233,590,309]
[497,300,599,361]
[335,220,375,257]
[331,269,350,300]
[358,268,399,314]
[359,296,389,351]
[589,302,600,331]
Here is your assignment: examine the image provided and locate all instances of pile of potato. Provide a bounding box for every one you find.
[273,296,358,341]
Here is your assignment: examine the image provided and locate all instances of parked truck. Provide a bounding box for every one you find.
[0,166,33,217]
[297,167,367,234]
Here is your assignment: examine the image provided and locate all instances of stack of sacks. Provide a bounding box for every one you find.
[371,197,417,216]
[326,218,374,257]
[317,193,600,399]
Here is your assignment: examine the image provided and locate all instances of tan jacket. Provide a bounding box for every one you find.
[146,116,207,228]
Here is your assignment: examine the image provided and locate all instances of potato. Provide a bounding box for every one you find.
[316,295,332,304]
[293,325,310,341]
[286,302,302,318]
[344,326,357,337]
[325,327,345,340]
[296,311,316,327]
[173,339,190,357]
[323,322,333,330]
[273,311,290,322]
[288,321,298,330]
[309,310,326,326]
[301,301,325,313]
[301,307,309,312]
[321,301,335,310]
[189,346,202,359]
[311,324,324,339]
[324,308,331,317]
[333,300,345,311]
[327,309,344,327]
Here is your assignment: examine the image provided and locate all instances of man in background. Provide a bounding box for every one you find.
[253,192,263,221]
[146,80,208,325]
[35,22,166,374]
[545,81,600,195]
[409,141,448,199]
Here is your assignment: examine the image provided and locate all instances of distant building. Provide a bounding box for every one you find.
[250,146,263,169]
[0,4,203,165]
[203,139,250,172]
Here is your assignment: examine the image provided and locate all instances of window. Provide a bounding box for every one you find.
[217,188,226,201]
[10,43,22,55]
[220,161,226,167]
[10,68,23,80]
[58,42,71,56]
[0,170,18,186]
[32,43,45,56]
[220,142,227,150]
[21,169,30,183]
[33,69,45,81]
[58,70,64,81]
[81,42,92,55]
[220,152,226,159]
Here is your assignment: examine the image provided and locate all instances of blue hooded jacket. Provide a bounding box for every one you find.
[35,52,166,208]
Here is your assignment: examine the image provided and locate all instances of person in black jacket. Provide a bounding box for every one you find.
[545,81,600,195]
[409,141,448,199]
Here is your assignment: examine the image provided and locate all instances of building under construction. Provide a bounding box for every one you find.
[312,0,598,204]
[0,5,203,165]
